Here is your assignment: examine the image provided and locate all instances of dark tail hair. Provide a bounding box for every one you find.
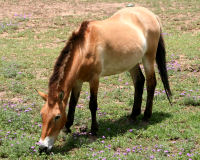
[156,33,172,105]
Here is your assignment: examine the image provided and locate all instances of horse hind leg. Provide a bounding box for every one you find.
[142,54,157,121]
[129,64,145,120]
[65,81,83,133]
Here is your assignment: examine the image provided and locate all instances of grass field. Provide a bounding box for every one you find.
[0,0,200,159]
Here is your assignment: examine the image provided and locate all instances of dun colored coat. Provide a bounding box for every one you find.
[37,6,172,152]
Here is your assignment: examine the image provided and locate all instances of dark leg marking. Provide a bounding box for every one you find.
[129,64,145,120]
[89,78,99,136]
[143,73,157,121]
[89,92,98,135]
[65,82,82,133]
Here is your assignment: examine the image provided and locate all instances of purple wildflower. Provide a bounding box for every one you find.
[180,92,186,96]
[150,155,154,159]
[162,33,168,35]
[187,153,191,157]
[126,148,131,152]
[115,152,120,155]
[92,153,97,157]
[99,150,104,153]
[157,149,161,152]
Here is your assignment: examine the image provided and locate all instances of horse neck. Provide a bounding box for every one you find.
[57,51,81,106]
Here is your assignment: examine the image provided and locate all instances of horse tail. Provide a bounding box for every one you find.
[156,32,172,105]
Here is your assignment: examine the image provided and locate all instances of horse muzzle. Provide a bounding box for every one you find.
[38,136,55,153]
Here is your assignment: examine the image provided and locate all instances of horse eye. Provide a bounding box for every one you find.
[54,115,61,121]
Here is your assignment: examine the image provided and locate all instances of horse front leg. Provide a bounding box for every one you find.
[89,77,99,136]
[65,81,83,133]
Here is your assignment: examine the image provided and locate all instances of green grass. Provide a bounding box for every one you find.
[0,0,200,159]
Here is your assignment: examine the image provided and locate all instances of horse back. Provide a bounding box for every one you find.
[79,7,161,78]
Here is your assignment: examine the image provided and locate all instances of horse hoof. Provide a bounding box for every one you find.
[128,114,139,123]
[91,127,98,136]
[91,123,98,136]
[143,111,152,121]
[90,131,97,136]
[141,120,149,126]
[62,127,71,134]
[66,128,72,133]
[142,116,150,122]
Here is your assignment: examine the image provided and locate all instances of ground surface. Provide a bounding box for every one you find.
[0,0,200,159]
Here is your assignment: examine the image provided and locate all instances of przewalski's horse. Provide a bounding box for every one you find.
[37,7,172,151]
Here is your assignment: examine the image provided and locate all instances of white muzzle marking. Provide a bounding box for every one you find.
[39,136,55,151]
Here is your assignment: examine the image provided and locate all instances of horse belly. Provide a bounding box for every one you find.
[99,49,144,77]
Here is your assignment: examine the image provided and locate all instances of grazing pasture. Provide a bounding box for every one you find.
[0,0,200,159]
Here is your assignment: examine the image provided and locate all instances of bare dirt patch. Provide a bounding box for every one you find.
[161,1,200,33]
[0,0,126,32]
[0,91,7,100]
[0,92,23,104]
[178,55,200,72]
[1,0,199,34]
[35,68,49,80]
[0,1,125,20]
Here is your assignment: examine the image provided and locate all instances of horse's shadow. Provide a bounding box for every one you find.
[52,111,171,154]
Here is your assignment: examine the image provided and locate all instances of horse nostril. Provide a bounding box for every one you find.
[39,146,48,153]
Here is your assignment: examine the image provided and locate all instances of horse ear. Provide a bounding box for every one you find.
[35,89,48,101]
[58,90,64,101]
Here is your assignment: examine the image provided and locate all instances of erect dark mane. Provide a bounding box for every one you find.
[48,21,90,97]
